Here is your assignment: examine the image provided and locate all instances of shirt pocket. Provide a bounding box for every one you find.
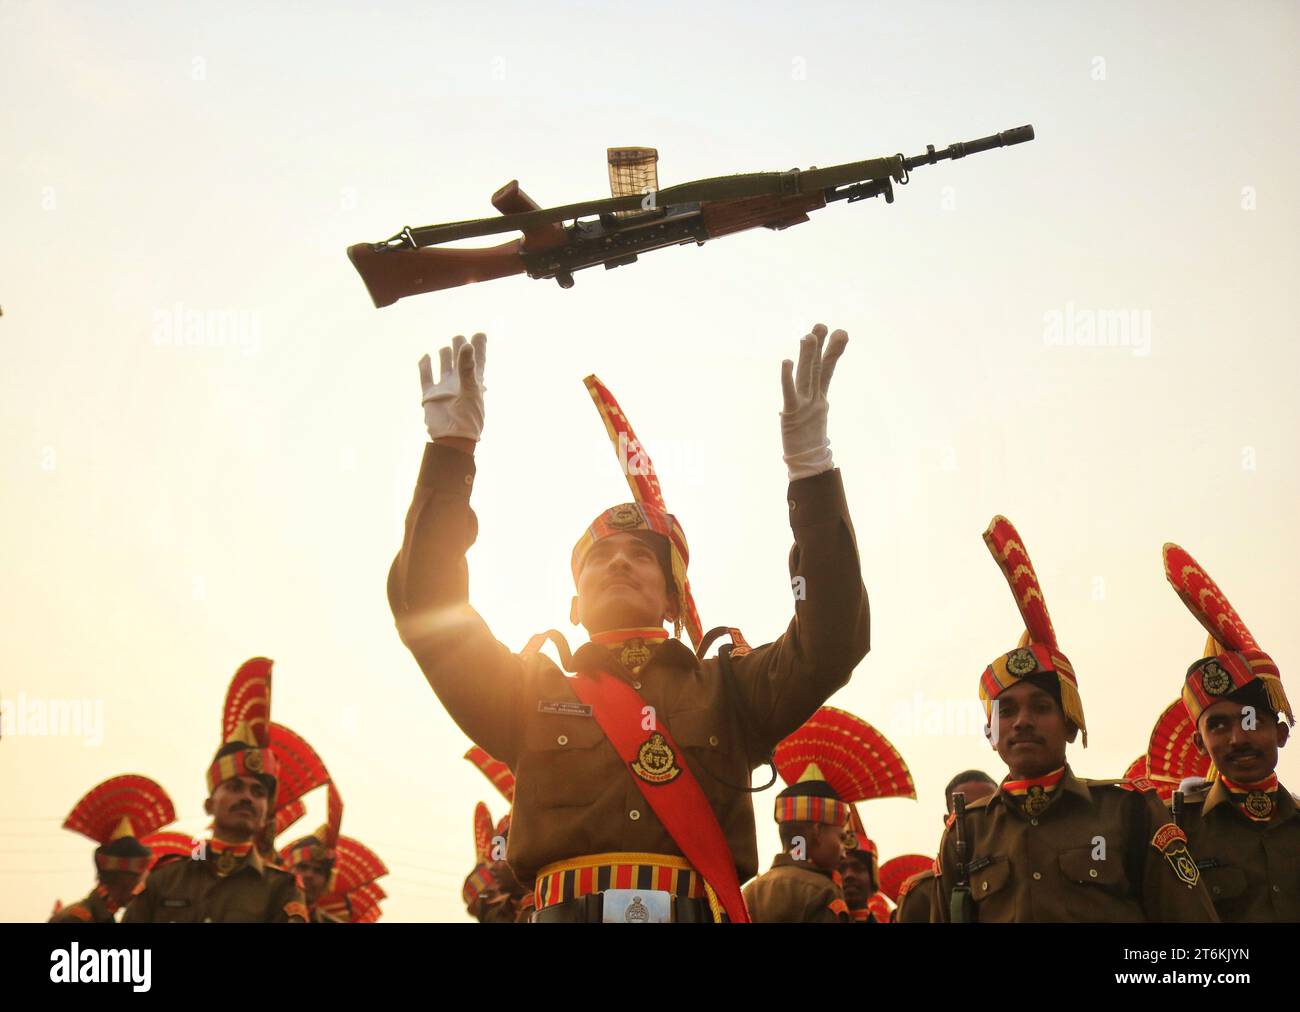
[518,715,613,809]
[664,708,748,788]
[1201,864,1248,903]
[1058,845,1129,894]
[970,855,1012,904]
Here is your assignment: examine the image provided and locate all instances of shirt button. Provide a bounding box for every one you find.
[203,917,213,923]
[1213,886,1222,895]
[1088,869,1098,878]
[1032,872,1042,881]
[632,681,642,690]
[629,809,641,821]
[463,474,473,486]
[981,881,989,892]
[1273,884,1281,893]
[1030,818,1038,826]
[709,735,719,747]
[788,499,797,511]
[556,735,568,746]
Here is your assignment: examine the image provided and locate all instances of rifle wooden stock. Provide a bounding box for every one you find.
[347,180,558,308]
[700,191,827,238]
[346,240,526,308]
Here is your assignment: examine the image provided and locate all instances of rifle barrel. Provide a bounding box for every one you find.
[903,125,1035,172]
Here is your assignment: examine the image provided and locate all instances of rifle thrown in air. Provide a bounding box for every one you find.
[347,124,1035,307]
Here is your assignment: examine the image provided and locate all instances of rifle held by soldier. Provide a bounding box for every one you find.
[950,790,974,923]
[347,125,1035,307]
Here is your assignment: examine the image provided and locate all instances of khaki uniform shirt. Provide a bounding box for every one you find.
[388,444,870,886]
[1177,779,1300,922]
[893,868,935,923]
[931,767,1219,922]
[742,854,850,923]
[123,846,306,923]
[49,888,116,924]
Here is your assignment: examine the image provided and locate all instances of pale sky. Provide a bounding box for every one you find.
[2,0,1297,922]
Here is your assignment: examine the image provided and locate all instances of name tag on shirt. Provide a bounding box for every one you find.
[161,899,191,909]
[538,700,593,717]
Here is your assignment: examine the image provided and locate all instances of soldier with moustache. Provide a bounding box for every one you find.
[124,726,307,923]
[1162,543,1300,921]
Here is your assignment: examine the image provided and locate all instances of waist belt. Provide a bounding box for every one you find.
[534,852,704,910]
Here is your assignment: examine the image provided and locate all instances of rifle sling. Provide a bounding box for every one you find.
[403,155,904,247]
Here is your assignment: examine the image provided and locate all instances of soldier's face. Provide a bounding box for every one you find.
[945,778,997,820]
[839,854,874,906]
[294,861,330,904]
[989,681,1071,777]
[574,533,679,634]
[100,870,144,908]
[1195,701,1288,783]
[808,821,846,871]
[206,775,270,840]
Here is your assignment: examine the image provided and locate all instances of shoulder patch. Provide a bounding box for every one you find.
[64,904,93,922]
[1120,776,1157,793]
[1152,823,1187,851]
[827,898,849,918]
[1151,822,1199,888]
[284,900,309,921]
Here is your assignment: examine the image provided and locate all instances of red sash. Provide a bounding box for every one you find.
[567,668,750,923]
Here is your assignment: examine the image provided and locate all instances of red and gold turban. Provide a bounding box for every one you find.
[980,515,1088,745]
[1163,543,1292,728]
[63,775,176,874]
[773,707,915,826]
[579,375,703,649]
[207,657,278,796]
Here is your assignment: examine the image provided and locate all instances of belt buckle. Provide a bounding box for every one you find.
[600,888,673,923]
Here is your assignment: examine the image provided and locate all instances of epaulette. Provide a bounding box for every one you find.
[1087,777,1157,793]
[895,868,934,903]
[62,903,94,922]
[1179,780,1212,805]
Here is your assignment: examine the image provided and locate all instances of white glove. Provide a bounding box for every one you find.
[419,333,486,442]
[780,323,847,481]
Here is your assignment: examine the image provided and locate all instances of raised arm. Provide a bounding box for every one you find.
[387,333,526,764]
[727,324,870,751]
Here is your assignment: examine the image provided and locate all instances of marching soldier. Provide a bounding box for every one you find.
[124,723,307,923]
[51,776,175,923]
[389,325,870,922]
[743,766,851,923]
[1162,543,1300,921]
[930,517,1218,923]
[894,770,996,924]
